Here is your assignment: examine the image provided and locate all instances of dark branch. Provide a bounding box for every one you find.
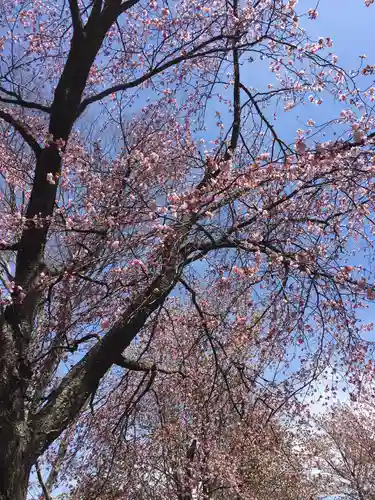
[0,109,42,157]
[239,82,292,155]
[0,241,20,251]
[31,267,180,455]
[78,35,239,114]
[35,461,52,500]
[228,1,240,155]
[115,354,185,377]
[0,86,51,113]
[69,0,84,36]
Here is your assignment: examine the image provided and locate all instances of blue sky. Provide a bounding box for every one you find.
[205,0,375,146]
[311,0,374,63]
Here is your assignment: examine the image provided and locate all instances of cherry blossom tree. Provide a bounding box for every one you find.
[63,320,319,499]
[303,393,375,499]
[31,301,320,499]
[0,0,375,498]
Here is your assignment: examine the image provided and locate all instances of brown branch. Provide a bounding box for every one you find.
[115,354,185,377]
[0,109,42,157]
[45,437,68,492]
[69,0,84,36]
[0,86,51,113]
[35,460,52,500]
[78,35,240,115]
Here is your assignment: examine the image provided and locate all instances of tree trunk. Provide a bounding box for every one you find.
[0,318,32,500]
[0,430,31,500]
[0,385,31,500]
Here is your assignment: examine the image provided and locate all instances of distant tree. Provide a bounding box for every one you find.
[304,396,375,500]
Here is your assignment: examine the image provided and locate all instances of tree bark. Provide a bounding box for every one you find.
[0,316,32,500]
[0,448,31,500]
[0,390,31,500]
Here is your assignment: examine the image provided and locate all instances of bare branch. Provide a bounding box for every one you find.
[116,354,185,377]
[0,86,51,113]
[239,82,292,155]
[45,438,68,492]
[35,461,52,500]
[78,35,239,115]
[0,110,42,157]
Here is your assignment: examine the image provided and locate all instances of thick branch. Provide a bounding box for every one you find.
[228,0,240,155]
[69,0,84,37]
[12,0,142,292]
[86,0,103,22]
[30,264,183,456]
[45,437,68,492]
[29,197,199,455]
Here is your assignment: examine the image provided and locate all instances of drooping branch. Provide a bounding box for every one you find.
[0,110,42,157]
[239,82,292,155]
[0,86,51,113]
[35,461,52,500]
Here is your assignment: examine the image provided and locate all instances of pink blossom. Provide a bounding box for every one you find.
[101,318,110,330]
